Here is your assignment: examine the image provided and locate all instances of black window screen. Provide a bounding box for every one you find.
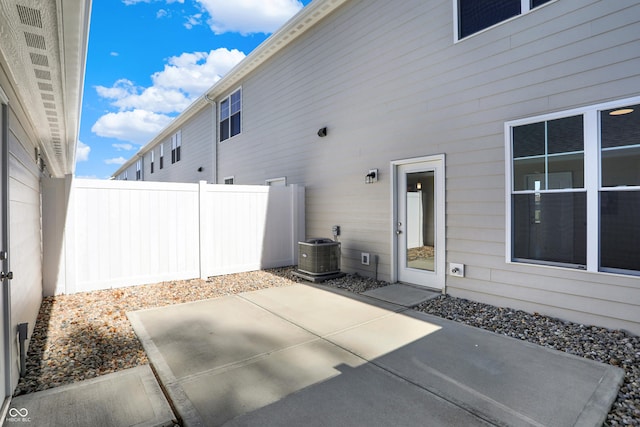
[458,0,520,39]
[513,192,587,266]
[531,0,553,8]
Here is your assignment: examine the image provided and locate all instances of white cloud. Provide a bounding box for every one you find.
[110,51,119,57]
[152,49,245,95]
[184,13,202,29]
[94,49,244,116]
[195,0,304,35]
[122,0,184,5]
[76,141,90,162]
[104,157,128,166]
[112,143,135,151]
[92,110,173,145]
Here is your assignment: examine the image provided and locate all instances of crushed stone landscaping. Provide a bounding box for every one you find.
[15,267,639,425]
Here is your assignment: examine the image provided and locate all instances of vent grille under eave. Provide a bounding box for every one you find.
[17,4,43,28]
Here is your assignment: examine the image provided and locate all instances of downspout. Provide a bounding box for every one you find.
[203,94,218,184]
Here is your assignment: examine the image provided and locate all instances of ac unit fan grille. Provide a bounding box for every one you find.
[298,239,340,275]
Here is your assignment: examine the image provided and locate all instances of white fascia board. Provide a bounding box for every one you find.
[61,0,92,175]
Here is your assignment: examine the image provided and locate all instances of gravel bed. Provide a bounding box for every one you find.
[15,268,299,396]
[416,296,640,426]
[15,267,639,425]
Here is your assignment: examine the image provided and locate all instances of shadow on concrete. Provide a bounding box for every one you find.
[129,284,623,427]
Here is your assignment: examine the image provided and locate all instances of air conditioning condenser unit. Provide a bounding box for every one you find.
[298,238,340,275]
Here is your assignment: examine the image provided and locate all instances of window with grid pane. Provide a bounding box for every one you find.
[511,115,586,267]
[220,88,241,142]
[508,100,640,276]
[600,104,640,273]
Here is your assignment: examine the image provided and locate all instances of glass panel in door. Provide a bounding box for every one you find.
[405,171,435,272]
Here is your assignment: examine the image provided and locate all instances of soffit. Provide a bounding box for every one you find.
[0,0,90,178]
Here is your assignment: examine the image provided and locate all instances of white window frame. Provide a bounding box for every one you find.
[265,177,287,186]
[171,130,181,164]
[219,87,242,143]
[135,159,142,181]
[505,95,640,276]
[454,0,558,42]
[159,144,164,169]
[150,150,155,174]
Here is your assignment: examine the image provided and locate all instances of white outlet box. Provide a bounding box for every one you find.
[361,252,370,265]
[449,263,464,277]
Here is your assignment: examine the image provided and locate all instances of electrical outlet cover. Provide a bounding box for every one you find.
[361,252,370,265]
[449,263,464,277]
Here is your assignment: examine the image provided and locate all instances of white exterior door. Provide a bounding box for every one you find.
[393,156,445,289]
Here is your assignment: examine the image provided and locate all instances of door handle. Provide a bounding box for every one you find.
[1,271,12,280]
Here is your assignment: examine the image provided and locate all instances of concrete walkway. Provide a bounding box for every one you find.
[5,365,175,426]
[127,284,622,427]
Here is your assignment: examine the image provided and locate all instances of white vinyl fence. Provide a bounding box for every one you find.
[54,179,304,294]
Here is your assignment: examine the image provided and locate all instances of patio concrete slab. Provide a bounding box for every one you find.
[128,284,623,427]
[327,309,623,426]
[225,362,494,427]
[4,365,175,427]
[362,283,441,307]
[239,284,402,336]
[128,295,315,379]
[180,339,365,426]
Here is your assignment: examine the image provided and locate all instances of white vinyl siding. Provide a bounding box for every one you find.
[215,0,640,333]
[7,105,43,391]
[141,107,213,183]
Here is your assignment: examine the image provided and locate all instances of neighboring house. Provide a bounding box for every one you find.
[114,0,640,335]
[0,0,90,412]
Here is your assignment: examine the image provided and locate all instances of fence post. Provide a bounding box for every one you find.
[64,175,76,295]
[291,185,305,265]
[199,180,206,279]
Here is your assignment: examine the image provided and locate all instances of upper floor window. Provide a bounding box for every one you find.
[506,98,640,276]
[224,176,235,185]
[124,170,128,181]
[160,144,164,169]
[136,159,142,180]
[150,150,155,174]
[220,88,242,142]
[171,130,181,164]
[456,0,554,40]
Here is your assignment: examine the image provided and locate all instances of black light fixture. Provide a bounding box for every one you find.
[365,169,378,184]
[197,167,204,172]
[317,127,327,137]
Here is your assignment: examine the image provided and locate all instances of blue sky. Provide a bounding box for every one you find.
[76,0,312,179]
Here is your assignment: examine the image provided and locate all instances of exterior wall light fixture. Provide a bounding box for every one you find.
[365,169,378,183]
